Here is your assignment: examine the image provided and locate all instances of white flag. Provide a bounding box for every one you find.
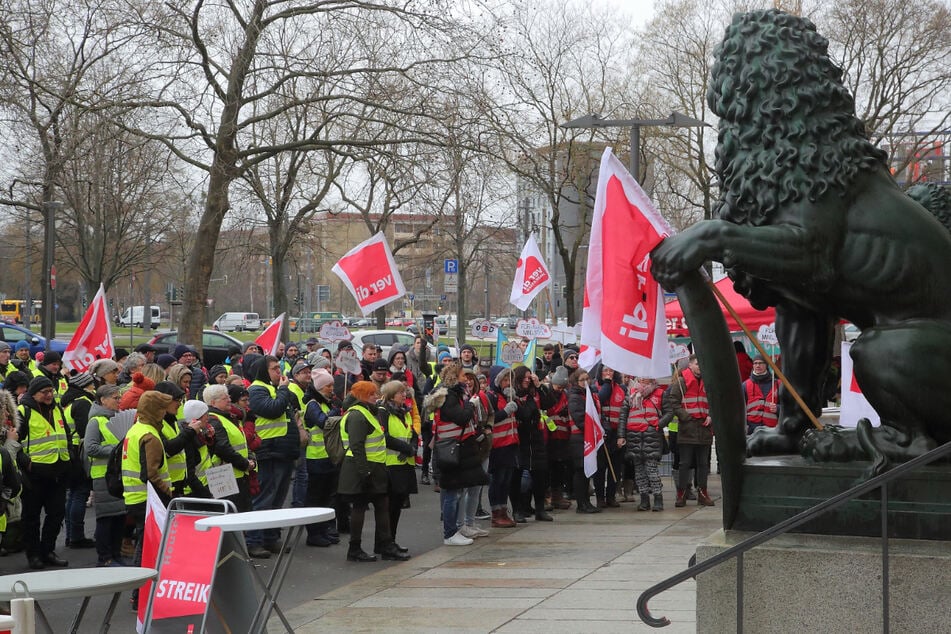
[509,234,551,311]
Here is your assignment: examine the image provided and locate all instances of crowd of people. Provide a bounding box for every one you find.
[0,331,768,587]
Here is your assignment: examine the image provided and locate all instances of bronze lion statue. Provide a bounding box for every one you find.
[651,9,951,475]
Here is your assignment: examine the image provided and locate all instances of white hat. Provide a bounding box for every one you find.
[182,399,209,421]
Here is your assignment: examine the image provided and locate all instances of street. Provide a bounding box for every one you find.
[0,474,447,632]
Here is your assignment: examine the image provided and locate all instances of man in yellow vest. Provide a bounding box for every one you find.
[302,368,340,548]
[61,370,97,549]
[16,376,71,569]
[246,354,297,559]
[288,359,314,510]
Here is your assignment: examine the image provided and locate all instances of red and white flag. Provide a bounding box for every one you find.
[136,483,168,633]
[332,232,406,316]
[579,148,673,378]
[839,341,880,428]
[510,233,551,311]
[583,387,605,477]
[254,312,285,356]
[62,283,114,373]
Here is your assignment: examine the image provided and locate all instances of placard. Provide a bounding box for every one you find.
[500,341,525,365]
[515,317,552,339]
[470,319,497,339]
[205,464,239,499]
[319,320,352,342]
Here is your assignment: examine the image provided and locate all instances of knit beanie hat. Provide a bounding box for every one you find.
[28,376,54,396]
[14,341,30,352]
[311,368,334,391]
[550,365,570,387]
[227,384,249,403]
[68,371,95,389]
[156,353,176,369]
[183,400,208,421]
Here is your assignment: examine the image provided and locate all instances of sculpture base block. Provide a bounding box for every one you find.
[696,530,951,633]
[733,456,951,540]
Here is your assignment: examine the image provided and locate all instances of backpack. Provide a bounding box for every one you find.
[323,415,345,465]
[105,441,125,498]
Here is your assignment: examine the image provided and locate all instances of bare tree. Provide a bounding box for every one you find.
[476,0,638,323]
[121,0,486,350]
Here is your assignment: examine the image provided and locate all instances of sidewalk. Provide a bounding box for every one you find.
[279,477,723,633]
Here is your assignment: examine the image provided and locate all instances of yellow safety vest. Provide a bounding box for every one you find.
[63,394,93,447]
[0,450,6,532]
[305,401,330,461]
[19,403,69,464]
[341,404,385,464]
[249,380,289,439]
[384,410,415,467]
[287,382,306,411]
[160,420,187,487]
[209,412,249,478]
[88,414,120,480]
[122,422,170,506]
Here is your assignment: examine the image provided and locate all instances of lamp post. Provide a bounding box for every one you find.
[561,111,709,184]
[41,200,62,344]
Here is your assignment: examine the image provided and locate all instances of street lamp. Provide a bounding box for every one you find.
[561,111,709,184]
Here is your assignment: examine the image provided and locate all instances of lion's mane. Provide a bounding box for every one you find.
[907,183,951,235]
[707,10,888,226]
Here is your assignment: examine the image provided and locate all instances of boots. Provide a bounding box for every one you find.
[551,490,572,510]
[675,489,687,508]
[491,509,517,528]
[637,493,651,512]
[652,494,664,511]
[685,469,696,499]
[698,488,715,507]
[595,494,606,509]
[621,479,636,503]
[576,497,602,514]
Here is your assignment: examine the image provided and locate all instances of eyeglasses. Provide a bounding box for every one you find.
[566,355,578,360]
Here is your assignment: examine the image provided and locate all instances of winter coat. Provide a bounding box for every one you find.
[83,403,126,518]
[428,383,488,490]
[567,385,594,463]
[337,404,389,497]
[664,373,713,446]
[514,385,557,471]
[188,362,208,400]
[206,406,251,473]
[166,365,194,398]
[119,372,156,410]
[247,357,297,461]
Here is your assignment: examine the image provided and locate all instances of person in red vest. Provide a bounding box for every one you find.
[664,355,715,508]
[596,365,628,508]
[621,377,671,512]
[744,355,778,435]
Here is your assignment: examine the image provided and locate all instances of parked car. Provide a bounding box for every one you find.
[0,322,68,357]
[212,312,261,332]
[349,329,457,361]
[148,330,243,367]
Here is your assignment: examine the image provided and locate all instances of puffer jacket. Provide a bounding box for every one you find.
[83,403,126,518]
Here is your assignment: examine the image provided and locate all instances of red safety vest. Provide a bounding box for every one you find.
[490,392,519,448]
[682,369,709,420]
[546,390,570,440]
[570,389,599,436]
[626,388,665,432]
[434,392,476,442]
[744,378,778,427]
[600,382,626,432]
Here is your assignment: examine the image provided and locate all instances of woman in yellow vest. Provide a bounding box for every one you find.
[0,440,22,548]
[124,390,175,610]
[203,384,254,511]
[16,376,71,569]
[336,381,408,563]
[301,368,341,548]
[153,381,207,496]
[83,384,126,566]
[377,380,417,556]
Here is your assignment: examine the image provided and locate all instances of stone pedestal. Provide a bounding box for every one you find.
[695,529,951,633]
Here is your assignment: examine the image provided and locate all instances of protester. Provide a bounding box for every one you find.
[622,378,670,512]
[567,369,601,514]
[664,355,714,507]
[378,380,418,553]
[84,384,126,566]
[302,368,340,547]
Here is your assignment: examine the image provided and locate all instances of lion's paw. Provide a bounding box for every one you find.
[800,425,866,462]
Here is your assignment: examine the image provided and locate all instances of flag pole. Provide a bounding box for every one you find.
[602,442,618,483]
[706,279,823,431]
[544,286,557,325]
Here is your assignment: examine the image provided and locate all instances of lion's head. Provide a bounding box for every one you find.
[906,183,951,235]
[708,10,888,226]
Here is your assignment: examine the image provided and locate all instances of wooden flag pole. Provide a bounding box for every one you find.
[706,278,823,431]
[544,286,557,325]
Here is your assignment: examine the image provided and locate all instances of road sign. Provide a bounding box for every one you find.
[50,265,57,290]
[444,259,458,274]
[408,293,415,301]
[317,284,330,301]
[444,274,458,293]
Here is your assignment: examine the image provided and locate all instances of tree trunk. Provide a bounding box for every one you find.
[271,249,289,342]
[180,167,231,349]
[456,259,466,344]
[374,305,386,329]
[564,257,577,325]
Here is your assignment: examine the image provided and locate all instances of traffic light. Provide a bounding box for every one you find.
[178,286,184,300]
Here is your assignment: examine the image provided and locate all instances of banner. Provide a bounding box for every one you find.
[332,232,406,316]
[254,313,285,356]
[579,148,673,378]
[839,341,880,428]
[583,387,604,477]
[510,234,551,311]
[494,328,536,368]
[62,283,114,373]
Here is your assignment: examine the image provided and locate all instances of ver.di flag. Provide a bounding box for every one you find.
[583,386,604,477]
[255,312,285,356]
[510,233,551,311]
[579,147,673,378]
[332,232,406,316]
[839,341,880,428]
[62,283,114,373]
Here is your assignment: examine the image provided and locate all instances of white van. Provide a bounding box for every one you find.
[117,305,161,328]
[213,312,261,332]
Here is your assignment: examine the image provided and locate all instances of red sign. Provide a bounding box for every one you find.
[50,264,56,290]
[149,514,221,621]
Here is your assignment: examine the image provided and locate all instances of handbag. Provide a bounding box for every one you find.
[434,437,460,469]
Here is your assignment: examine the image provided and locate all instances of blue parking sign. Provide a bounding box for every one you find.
[444,259,458,274]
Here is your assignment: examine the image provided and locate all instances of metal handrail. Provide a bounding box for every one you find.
[636,440,951,629]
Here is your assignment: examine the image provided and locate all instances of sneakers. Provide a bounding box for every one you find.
[67,537,95,549]
[475,507,491,520]
[443,531,474,546]
[459,525,488,539]
[247,546,271,559]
